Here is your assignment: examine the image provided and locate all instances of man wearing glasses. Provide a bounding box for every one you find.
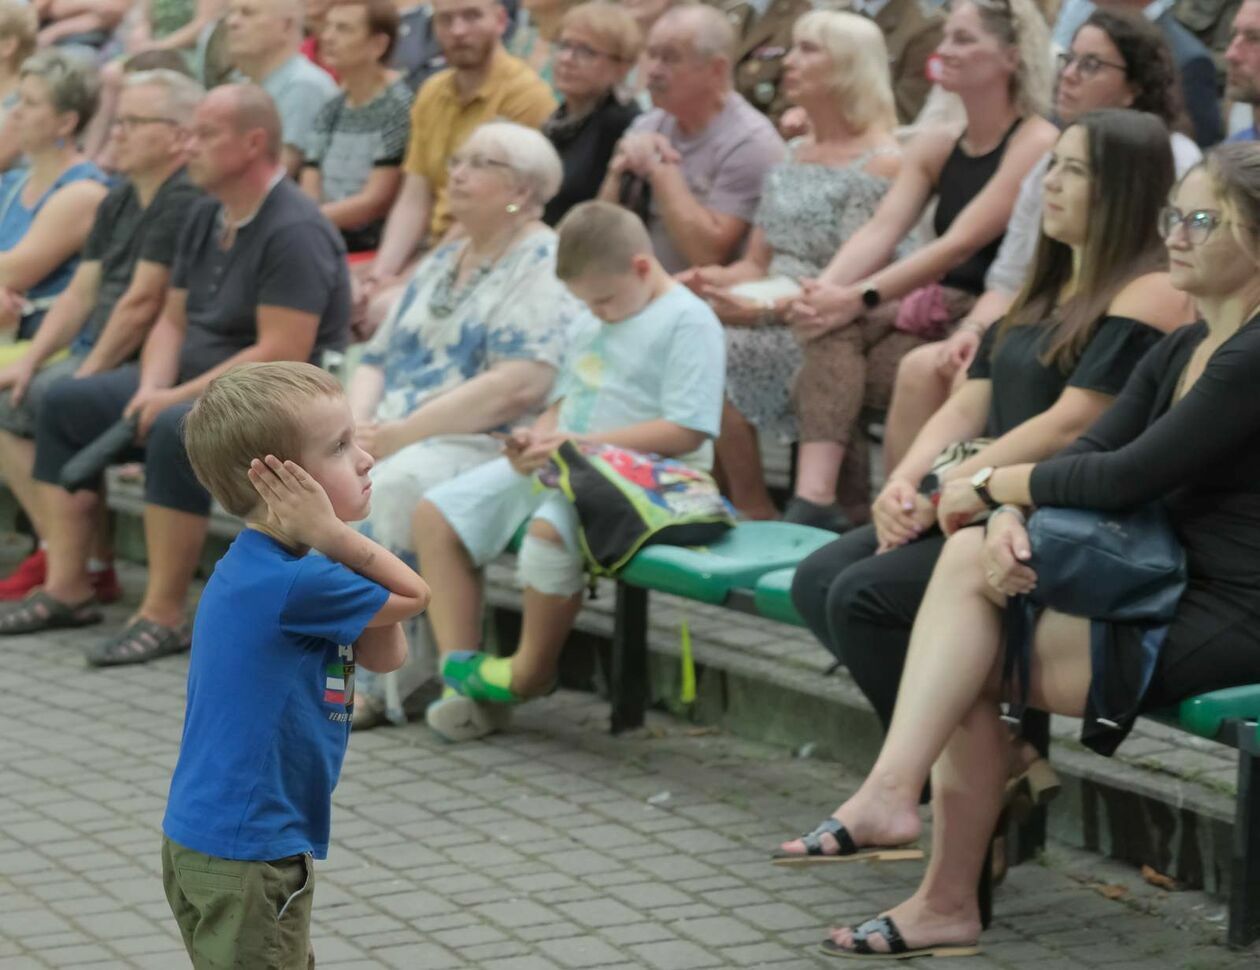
[0,69,205,606]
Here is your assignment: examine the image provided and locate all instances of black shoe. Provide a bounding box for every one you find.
[782,496,852,533]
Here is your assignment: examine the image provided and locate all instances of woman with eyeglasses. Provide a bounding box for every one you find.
[787,141,1260,959]
[0,50,108,347]
[776,0,1057,531]
[343,121,586,728]
[882,9,1200,526]
[541,1,641,226]
[677,11,903,527]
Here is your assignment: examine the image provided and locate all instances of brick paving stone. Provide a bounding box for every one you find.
[536,935,627,967]
[557,899,644,928]
[673,915,766,946]
[602,922,678,946]
[628,939,724,969]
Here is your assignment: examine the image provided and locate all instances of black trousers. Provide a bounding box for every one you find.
[790,524,947,732]
[32,363,209,515]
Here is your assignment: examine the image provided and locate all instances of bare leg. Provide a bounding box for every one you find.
[714,401,777,520]
[414,499,483,657]
[884,344,956,475]
[779,527,1006,855]
[0,431,44,535]
[826,609,1091,953]
[509,521,583,696]
[795,441,845,505]
[91,502,113,563]
[136,505,208,628]
[39,483,96,603]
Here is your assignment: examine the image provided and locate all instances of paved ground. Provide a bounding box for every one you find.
[0,602,1256,970]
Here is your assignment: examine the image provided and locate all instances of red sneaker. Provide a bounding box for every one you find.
[0,549,46,601]
[90,566,123,605]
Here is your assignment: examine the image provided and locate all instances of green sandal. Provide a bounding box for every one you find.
[441,651,522,704]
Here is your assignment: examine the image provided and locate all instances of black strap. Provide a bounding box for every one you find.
[851,916,909,955]
[1001,594,1036,725]
[799,818,856,857]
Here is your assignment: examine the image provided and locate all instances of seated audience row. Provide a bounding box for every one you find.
[785,138,1260,956]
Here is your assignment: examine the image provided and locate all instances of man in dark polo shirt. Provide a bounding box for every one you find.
[0,68,207,604]
[0,84,351,668]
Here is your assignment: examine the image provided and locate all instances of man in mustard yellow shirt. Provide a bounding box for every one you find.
[356,0,554,334]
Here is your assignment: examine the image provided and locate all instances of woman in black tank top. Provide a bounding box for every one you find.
[772,0,1057,531]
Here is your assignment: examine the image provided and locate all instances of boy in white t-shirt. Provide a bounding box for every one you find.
[416,201,725,741]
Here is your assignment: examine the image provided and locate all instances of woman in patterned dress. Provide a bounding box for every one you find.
[345,121,587,726]
[678,10,902,528]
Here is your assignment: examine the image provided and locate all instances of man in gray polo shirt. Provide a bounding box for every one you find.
[598,3,783,273]
[228,0,339,175]
[0,85,351,668]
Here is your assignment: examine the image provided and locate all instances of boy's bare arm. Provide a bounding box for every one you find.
[314,524,431,627]
[576,420,707,458]
[248,456,430,626]
[355,624,409,673]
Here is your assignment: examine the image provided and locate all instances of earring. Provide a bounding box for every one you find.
[506,202,520,214]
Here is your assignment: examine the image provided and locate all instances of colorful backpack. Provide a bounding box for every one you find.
[539,441,735,576]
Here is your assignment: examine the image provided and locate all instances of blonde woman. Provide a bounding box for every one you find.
[780,0,1057,531]
[679,11,903,525]
[542,0,642,225]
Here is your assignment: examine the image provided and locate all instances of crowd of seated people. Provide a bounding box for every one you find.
[0,0,1258,959]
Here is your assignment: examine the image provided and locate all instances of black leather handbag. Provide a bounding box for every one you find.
[1001,504,1187,727]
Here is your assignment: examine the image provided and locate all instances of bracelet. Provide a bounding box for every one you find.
[991,504,1027,526]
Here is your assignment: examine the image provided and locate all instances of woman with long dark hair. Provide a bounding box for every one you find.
[783,109,1192,859]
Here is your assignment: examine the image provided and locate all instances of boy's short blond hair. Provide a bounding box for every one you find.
[185,362,343,518]
[555,201,654,280]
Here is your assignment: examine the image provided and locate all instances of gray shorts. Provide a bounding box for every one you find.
[0,354,84,439]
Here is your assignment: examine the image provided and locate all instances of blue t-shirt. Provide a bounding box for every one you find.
[163,528,389,861]
[553,283,725,468]
[1230,127,1257,143]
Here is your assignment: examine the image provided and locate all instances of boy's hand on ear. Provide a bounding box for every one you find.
[248,455,341,549]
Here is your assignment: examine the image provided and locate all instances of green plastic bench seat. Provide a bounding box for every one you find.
[1168,685,1260,740]
[618,521,836,605]
[754,567,805,627]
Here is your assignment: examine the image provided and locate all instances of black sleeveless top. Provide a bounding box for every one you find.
[932,119,1021,295]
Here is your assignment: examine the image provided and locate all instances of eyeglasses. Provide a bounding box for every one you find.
[1057,51,1127,79]
[1157,207,1232,245]
[112,114,180,132]
[445,152,515,174]
[554,38,618,64]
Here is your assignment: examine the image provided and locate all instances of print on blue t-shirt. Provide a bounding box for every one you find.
[163,528,389,862]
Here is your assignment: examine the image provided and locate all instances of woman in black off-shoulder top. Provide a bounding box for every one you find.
[797,144,1260,960]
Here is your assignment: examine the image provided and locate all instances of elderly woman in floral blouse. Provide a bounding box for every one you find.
[346,120,586,725]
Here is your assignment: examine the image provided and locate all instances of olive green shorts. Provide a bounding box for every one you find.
[161,835,316,969]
